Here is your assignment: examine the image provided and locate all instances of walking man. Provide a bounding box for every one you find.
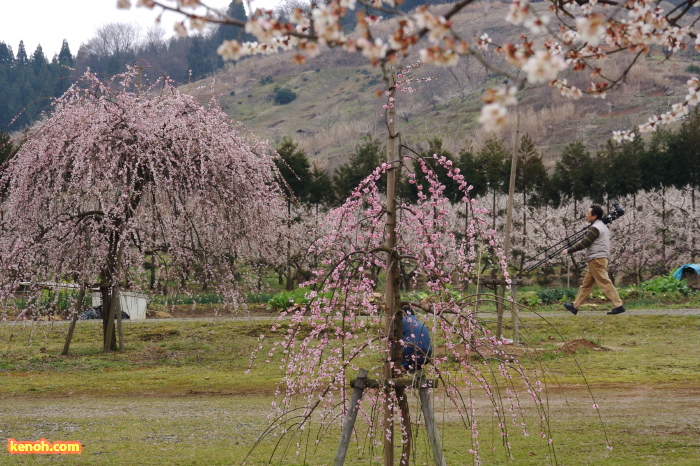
[561,205,625,315]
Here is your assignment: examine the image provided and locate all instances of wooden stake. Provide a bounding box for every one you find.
[62,284,85,356]
[419,381,446,466]
[335,369,368,465]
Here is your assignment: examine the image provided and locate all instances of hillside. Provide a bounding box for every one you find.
[176,1,700,173]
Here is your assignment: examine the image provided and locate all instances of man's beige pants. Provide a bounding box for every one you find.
[573,258,623,309]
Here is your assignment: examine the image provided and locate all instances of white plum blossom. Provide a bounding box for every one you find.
[524,14,550,35]
[477,33,492,51]
[190,16,206,31]
[686,79,700,106]
[217,40,247,61]
[479,103,508,132]
[559,29,578,45]
[506,0,530,26]
[554,79,583,100]
[522,50,567,84]
[612,130,635,143]
[357,37,389,62]
[174,21,187,37]
[576,13,606,46]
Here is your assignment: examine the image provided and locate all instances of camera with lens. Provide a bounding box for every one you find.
[601,201,625,225]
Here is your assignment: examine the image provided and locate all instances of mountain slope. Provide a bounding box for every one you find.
[180,2,699,171]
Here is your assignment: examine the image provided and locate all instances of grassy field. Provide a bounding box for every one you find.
[1,308,699,465]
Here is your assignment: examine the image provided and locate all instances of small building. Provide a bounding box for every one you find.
[91,291,148,321]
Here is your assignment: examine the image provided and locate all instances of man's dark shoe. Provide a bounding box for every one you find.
[564,303,578,315]
[607,306,626,315]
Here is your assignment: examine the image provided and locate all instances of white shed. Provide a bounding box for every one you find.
[91,291,148,321]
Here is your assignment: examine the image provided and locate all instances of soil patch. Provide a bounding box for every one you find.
[559,338,608,354]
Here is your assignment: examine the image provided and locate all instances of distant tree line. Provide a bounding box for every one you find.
[275,108,700,211]
[0,1,252,132]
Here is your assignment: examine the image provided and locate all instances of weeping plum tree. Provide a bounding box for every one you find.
[245,152,610,464]
[0,68,284,350]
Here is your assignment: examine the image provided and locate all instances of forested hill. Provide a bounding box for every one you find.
[0,27,233,133]
[0,0,261,133]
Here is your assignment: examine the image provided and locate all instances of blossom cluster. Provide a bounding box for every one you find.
[614,77,700,142]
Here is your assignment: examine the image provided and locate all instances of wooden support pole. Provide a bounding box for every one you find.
[498,111,520,342]
[351,377,439,390]
[419,380,446,466]
[335,368,368,466]
[397,387,411,466]
[62,285,85,356]
[116,288,124,352]
[511,282,520,345]
[476,277,522,344]
[496,284,505,340]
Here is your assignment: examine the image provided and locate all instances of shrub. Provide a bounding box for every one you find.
[640,274,693,295]
[259,75,273,85]
[268,288,310,311]
[519,291,543,308]
[247,292,274,304]
[536,287,577,304]
[150,293,224,305]
[274,88,297,105]
[686,64,700,74]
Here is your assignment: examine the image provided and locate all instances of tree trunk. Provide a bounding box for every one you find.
[383,71,402,466]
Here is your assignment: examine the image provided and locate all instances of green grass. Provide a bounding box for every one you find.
[1,310,699,464]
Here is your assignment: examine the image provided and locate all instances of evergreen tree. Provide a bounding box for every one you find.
[0,132,15,167]
[334,136,385,202]
[591,140,614,203]
[611,132,644,198]
[186,35,214,81]
[217,1,254,44]
[106,55,121,75]
[640,129,674,193]
[53,40,74,97]
[456,144,486,197]
[477,137,510,229]
[15,41,28,66]
[515,133,549,207]
[275,137,312,203]
[477,136,510,193]
[30,45,48,71]
[551,141,595,210]
[308,165,336,208]
[0,42,14,66]
[57,39,74,67]
[668,107,700,192]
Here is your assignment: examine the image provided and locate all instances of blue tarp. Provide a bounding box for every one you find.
[402,315,432,370]
[673,264,700,281]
